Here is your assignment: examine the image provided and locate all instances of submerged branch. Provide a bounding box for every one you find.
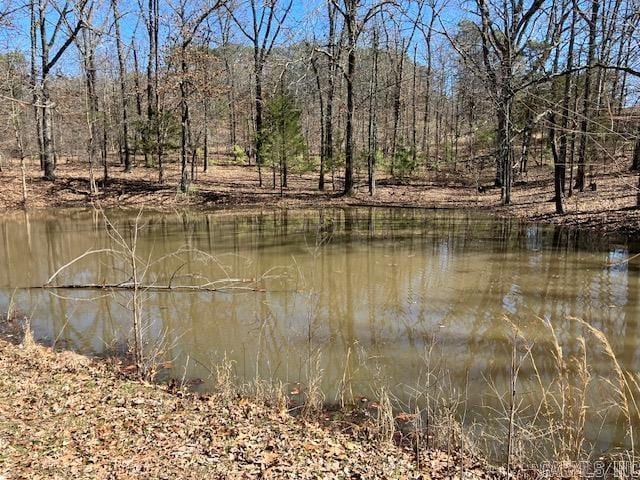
[36,281,262,293]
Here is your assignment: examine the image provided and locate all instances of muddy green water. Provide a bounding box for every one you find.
[1,208,638,458]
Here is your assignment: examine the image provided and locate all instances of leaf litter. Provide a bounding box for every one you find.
[0,338,503,479]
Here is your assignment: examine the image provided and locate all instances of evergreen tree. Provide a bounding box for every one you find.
[261,92,307,194]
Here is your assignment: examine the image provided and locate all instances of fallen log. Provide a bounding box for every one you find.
[33,281,262,293]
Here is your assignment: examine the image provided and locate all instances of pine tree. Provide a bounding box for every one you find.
[261,92,307,195]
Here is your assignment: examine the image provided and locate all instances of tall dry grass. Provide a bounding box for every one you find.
[12,304,640,476]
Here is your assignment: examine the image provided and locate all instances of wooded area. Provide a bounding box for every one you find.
[0,0,639,216]
[2,2,640,473]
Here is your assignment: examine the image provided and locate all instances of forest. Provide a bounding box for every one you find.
[0,0,637,221]
[3,1,640,478]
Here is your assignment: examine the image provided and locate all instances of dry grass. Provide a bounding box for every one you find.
[4,307,640,478]
[453,315,640,475]
[0,335,498,480]
[338,314,640,476]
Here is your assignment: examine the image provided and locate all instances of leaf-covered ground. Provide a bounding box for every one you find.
[1,158,639,236]
[0,339,499,479]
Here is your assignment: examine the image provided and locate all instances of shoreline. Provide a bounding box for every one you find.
[0,321,634,479]
[0,333,499,479]
[1,197,638,477]
[1,160,639,236]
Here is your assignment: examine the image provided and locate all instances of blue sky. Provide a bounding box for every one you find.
[1,0,454,75]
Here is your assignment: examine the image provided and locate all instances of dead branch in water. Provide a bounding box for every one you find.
[36,281,262,293]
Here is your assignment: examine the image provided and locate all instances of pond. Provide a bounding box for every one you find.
[1,207,638,460]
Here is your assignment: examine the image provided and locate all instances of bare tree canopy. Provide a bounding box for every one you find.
[0,0,637,209]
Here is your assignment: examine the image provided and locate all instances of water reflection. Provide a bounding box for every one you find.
[0,207,638,456]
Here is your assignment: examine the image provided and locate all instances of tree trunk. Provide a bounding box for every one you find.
[153,0,162,184]
[41,82,55,180]
[411,45,418,168]
[102,102,108,186]
[367,28,379,196]
[420,9,435,165]
[311,55,325,191]
[632,134,640,172]
[549,112,565,214]
[39,0,55,180]
[495,107,505,189]
[10,85,28,207]
[146,0,156,169]
[147,0,161,181]
[322,0,339,192]
[280,103,287,193]
[576,0,600,192]
[254,53,264,187]
[344,8,356,197]
[518,112,533,175]
[390,41,405,177]
[225,56,237,148]
[498,82,513,204]
[558,8,576,195]
[112,0,131,172]
[325,84,334,192]
[82,29,100,195]
[203,100,209,172]
[30,0,44,171]
[180,46,190,193]
[132,42,144,164]
[637,169,640,208]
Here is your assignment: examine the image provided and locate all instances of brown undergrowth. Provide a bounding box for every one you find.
[0,327,498,480]
[1,156,639,235]
[2,309,640,478]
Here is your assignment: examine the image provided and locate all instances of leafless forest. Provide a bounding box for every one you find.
[3,2,640,475]
[0,0,639,215]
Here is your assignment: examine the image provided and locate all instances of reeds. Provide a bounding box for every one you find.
[301,349,325,419]
[466,315,640,473]
[14,306,640,477]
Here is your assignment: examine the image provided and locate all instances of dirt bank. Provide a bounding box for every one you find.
[0,332,502,480]
[1,157,639,235]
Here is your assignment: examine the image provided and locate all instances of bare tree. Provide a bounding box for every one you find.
[72,0,107,194]
[473,0,546,204]
[225,0,293,187]
[331,0,395,196]
[366,25,379,195]
[173,0,227,193]
[33,0,88,180]
[217,11,238,151]
[318,0,342,191]
[142,0,160,177]
[557,4,577,198]
[111,0,131,172]
[575,0,600,192]
[383,1,422,177]
[418,0,439,163]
